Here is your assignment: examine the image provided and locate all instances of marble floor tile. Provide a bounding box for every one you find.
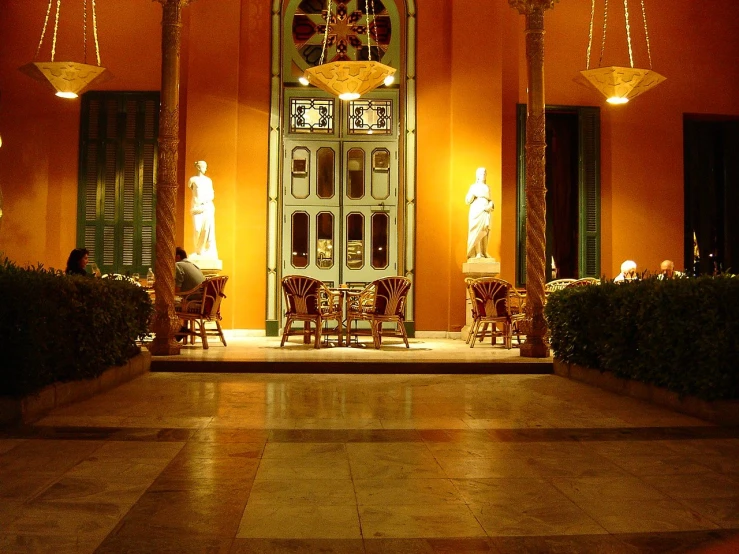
[231,538,366,553]
[354,478,465,506]
[358,504,486,538]
[246,478,356,505]
[363,537,497,553]
[237,504,361,539]
[678,497,739,528]
[255,454,352,480]
[640,472,739,499]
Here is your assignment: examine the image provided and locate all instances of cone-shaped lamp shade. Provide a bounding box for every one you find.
[19,61,111,98]
[580,66,666,104]
[303,61,396,101]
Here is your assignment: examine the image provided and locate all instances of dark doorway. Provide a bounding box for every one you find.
[684,116,739,275]
[545,111,580,280]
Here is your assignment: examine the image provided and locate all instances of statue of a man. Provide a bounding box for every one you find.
[188,160,218,259]
[465,167,494,259]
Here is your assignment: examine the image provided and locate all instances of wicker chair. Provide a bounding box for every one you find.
[280,275,343,348]
[174,275,228,349]
[346,276,411,349]
[544,278,577,294]
[465,277,525,349]
[567,277,600,287]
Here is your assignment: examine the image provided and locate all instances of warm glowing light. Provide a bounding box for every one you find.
[339,92,361,101]
[383,75,395,86]
[56,91,79,99]
[298,76,309,86]
[303,61,395,101]
[606,96,629,105]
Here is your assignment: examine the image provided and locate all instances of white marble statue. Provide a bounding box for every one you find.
[188,160,218,259]
[465,167,494,259]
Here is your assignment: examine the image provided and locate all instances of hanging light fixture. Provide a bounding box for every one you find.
[301,0,396,101]
[19,0,110,99]
[581,0,665,105]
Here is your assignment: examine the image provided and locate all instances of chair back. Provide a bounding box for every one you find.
[203,276,228,317]
[372,276,411,316]
[468,277,512,319]
[567,277,600,287]
[544,279,576,293]
[281,275,323,316]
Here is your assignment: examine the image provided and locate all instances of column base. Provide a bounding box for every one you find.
[520,339,550,358]
[149,335,181,356]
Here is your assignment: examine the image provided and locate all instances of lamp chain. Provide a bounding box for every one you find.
[599,0,608,68]
[366,0,375,62]
[51,0,61,62]
[586,0,595,69]
[83,0,87,63]
[640,0,653,68]
[623,0,634,68]
[35,0,54,61]
[92,0,101,65]
[318,0,332,66]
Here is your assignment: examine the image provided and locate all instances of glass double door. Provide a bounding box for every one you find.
[282,139,398,288]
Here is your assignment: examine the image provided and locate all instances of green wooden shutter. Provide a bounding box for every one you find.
[516,104,527,287]
[77,92,159,275]
[578,107,601,278]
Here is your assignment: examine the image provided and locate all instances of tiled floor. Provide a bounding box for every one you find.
[1,337,738,552]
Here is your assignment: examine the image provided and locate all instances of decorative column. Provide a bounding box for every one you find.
[149,0,194,356]
[509,0,557,358]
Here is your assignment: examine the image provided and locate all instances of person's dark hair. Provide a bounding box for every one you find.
[175,247,187,260]
[65,248,89,276]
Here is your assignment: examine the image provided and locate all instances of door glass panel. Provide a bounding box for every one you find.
[316,147,335,199]
[346,212,364,269]
[371,213,389,269]
[371,148,390,200]
[316,212,334,269]
[290,147,310,199]
[347,148,365,200]
[291,211,309,268]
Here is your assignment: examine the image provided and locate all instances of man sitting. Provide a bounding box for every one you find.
[658,259,684,280]
[614,260,638,282]
[175,247,205,341]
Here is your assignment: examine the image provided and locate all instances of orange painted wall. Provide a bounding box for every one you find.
[1,0,738,334]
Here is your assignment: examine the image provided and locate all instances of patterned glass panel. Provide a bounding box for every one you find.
[371,213,389,269]
[346,212,364,269]
[290,148,311,199]
[316,147,335,199]
[316,212,334,269]
[347,148,365,200]
[348,99,392,135]
[291,212,310,268]
[289,98,334,134]
[371,148,390,200]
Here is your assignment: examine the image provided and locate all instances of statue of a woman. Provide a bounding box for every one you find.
[465,167,494,259]
[188,160,218,259]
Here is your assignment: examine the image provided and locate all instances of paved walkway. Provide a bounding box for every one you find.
[1,340,738,552]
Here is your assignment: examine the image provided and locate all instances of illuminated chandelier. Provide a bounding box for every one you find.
[581,0,665,105]
[19,0,110,99]
[300,0,396,101]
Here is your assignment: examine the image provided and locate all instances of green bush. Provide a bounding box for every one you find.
[545,275,739,401]
[0,257,153,398]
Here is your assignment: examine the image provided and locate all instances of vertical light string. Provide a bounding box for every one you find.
[51,0,62,61]
[623,0,634,68]
[366,0,375,62]
[83,0,88,63]
[586,0,595,69]
[34,0,55,61]
[598,0,608,67]
[318,0,333,66]
[92,0,101,65]
[640,0,653,68]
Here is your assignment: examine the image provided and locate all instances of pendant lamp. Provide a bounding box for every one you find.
[581,0,665,105]
[300,0,396,101]
[19,0,111,99]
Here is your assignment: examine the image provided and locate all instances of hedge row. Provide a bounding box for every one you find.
[0,257,153,398]
[545,275,739,401]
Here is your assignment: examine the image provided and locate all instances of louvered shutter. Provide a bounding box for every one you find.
[77,92,159,275]
[578,107,600,278]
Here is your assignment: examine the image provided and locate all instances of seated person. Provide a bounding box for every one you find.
[614,260,638,282]
[658,259,684,280]
[175,247,205,293]
[65,247,91,276]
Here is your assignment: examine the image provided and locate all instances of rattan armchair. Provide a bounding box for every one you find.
[174,275,228,349]
[346,276,411,349]
[544,278,577,294]
[280,275,343,348]
[465,277,524,349]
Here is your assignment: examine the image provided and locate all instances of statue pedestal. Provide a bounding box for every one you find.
[190,255,223,276]
[461,258,501,340]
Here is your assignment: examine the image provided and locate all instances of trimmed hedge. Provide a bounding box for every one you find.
[0,257,153,398]
[545,275,739,401]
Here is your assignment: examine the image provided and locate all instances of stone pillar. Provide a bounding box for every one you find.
[149,0,194,356]
[461,258,501,340]
[509,0,557,358]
